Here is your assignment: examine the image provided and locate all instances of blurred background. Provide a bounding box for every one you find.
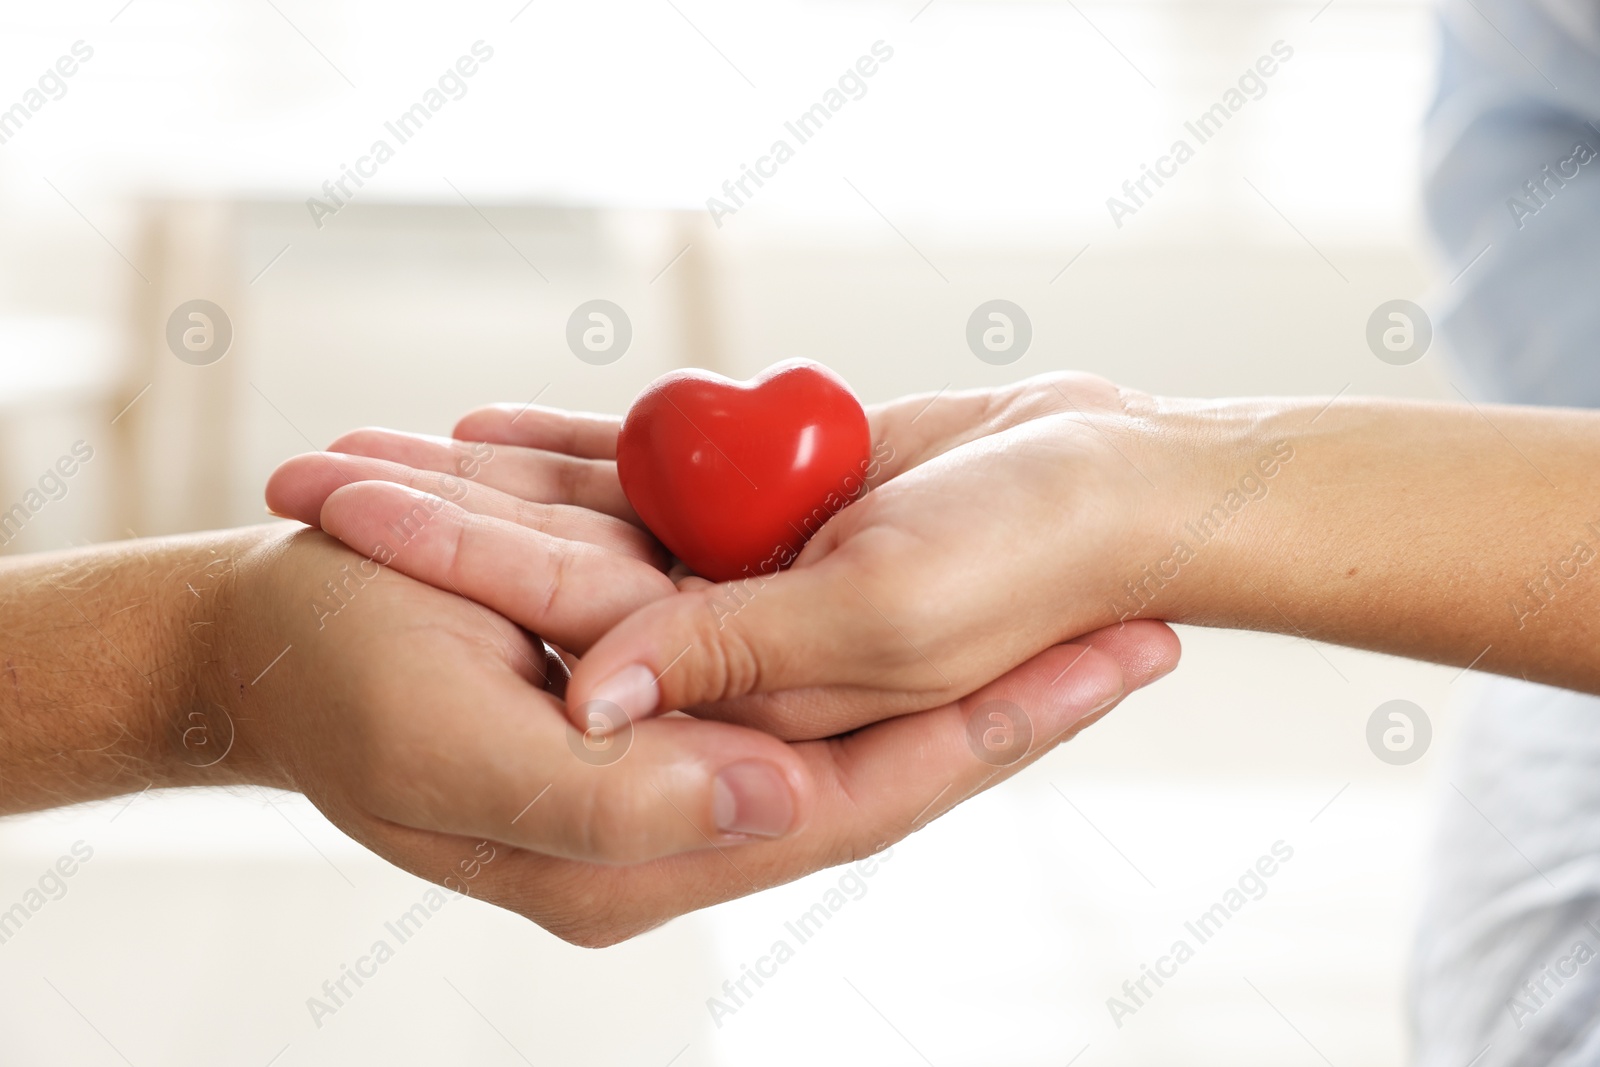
[0,0,1465,1064]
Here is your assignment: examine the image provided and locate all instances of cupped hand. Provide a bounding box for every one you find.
[223,508,1175,945]
[438,375,1181,740]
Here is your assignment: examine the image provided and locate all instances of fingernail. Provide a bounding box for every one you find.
[713,760,795,838]
[1148,661,1179,684]
[1043,681,1125,750]
[1050,680,1124,737]
[587,664,659,729]
[1086,682,1126,719]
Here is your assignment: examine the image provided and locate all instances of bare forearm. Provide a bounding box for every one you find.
[1149,396,1600,691]
[0,528,274,814]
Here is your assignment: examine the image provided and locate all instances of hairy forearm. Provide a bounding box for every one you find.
[0,527,276,815]
[1144,395,1600,691]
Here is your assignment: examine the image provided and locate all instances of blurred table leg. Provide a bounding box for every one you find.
[120,200,242,537]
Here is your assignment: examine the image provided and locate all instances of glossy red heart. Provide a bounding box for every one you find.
[617,359,873,583]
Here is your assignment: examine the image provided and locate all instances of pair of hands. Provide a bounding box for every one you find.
[249,372,1180,946]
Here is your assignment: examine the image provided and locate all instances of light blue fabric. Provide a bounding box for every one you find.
[1413,679,1600,1067]
[1413,1,1600,1063]
[1424,0,1600,406]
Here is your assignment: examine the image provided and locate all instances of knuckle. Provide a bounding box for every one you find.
[574,781,659,865]
[853,570,935,661]
[512,497,553,534]
[555,454,585,504]
[691,604,764,702]
[434,516,471,586]
[431,469,473,504]
[453,440,493,480]
[531,543,570,622]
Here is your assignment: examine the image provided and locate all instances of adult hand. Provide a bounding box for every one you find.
[429,376,1186,740]
[226,492,1178,944]
[476,371,1600,725]
[509,372,1600,714]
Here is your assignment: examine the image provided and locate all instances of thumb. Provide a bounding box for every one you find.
[563,556,945,733]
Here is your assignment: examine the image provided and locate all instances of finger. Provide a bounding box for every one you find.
[561,552,919,733]
[454,404,622,460]
[349,648,814,867]
[266,451,661,565]
[562,533,1180,737]
[324,813,681,949]
[327,426,636,522]
[675,619,1182,741]
[863,374,1120,486]
[817,639,1136,828]
[318,481,674,653]
[1069,619,1182,688]
[864,387,1000,484]
[459,632,1172,947]
[564,479,1165,734]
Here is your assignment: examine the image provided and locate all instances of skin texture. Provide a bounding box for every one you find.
[395,373,1600,741]
[1,450,1178,945]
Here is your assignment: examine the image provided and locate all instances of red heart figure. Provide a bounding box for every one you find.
[617,359,873,583]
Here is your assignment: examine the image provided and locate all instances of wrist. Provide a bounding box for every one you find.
[1113,394,1310,626]
[184,524,303,793]
[0,527,289,814]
